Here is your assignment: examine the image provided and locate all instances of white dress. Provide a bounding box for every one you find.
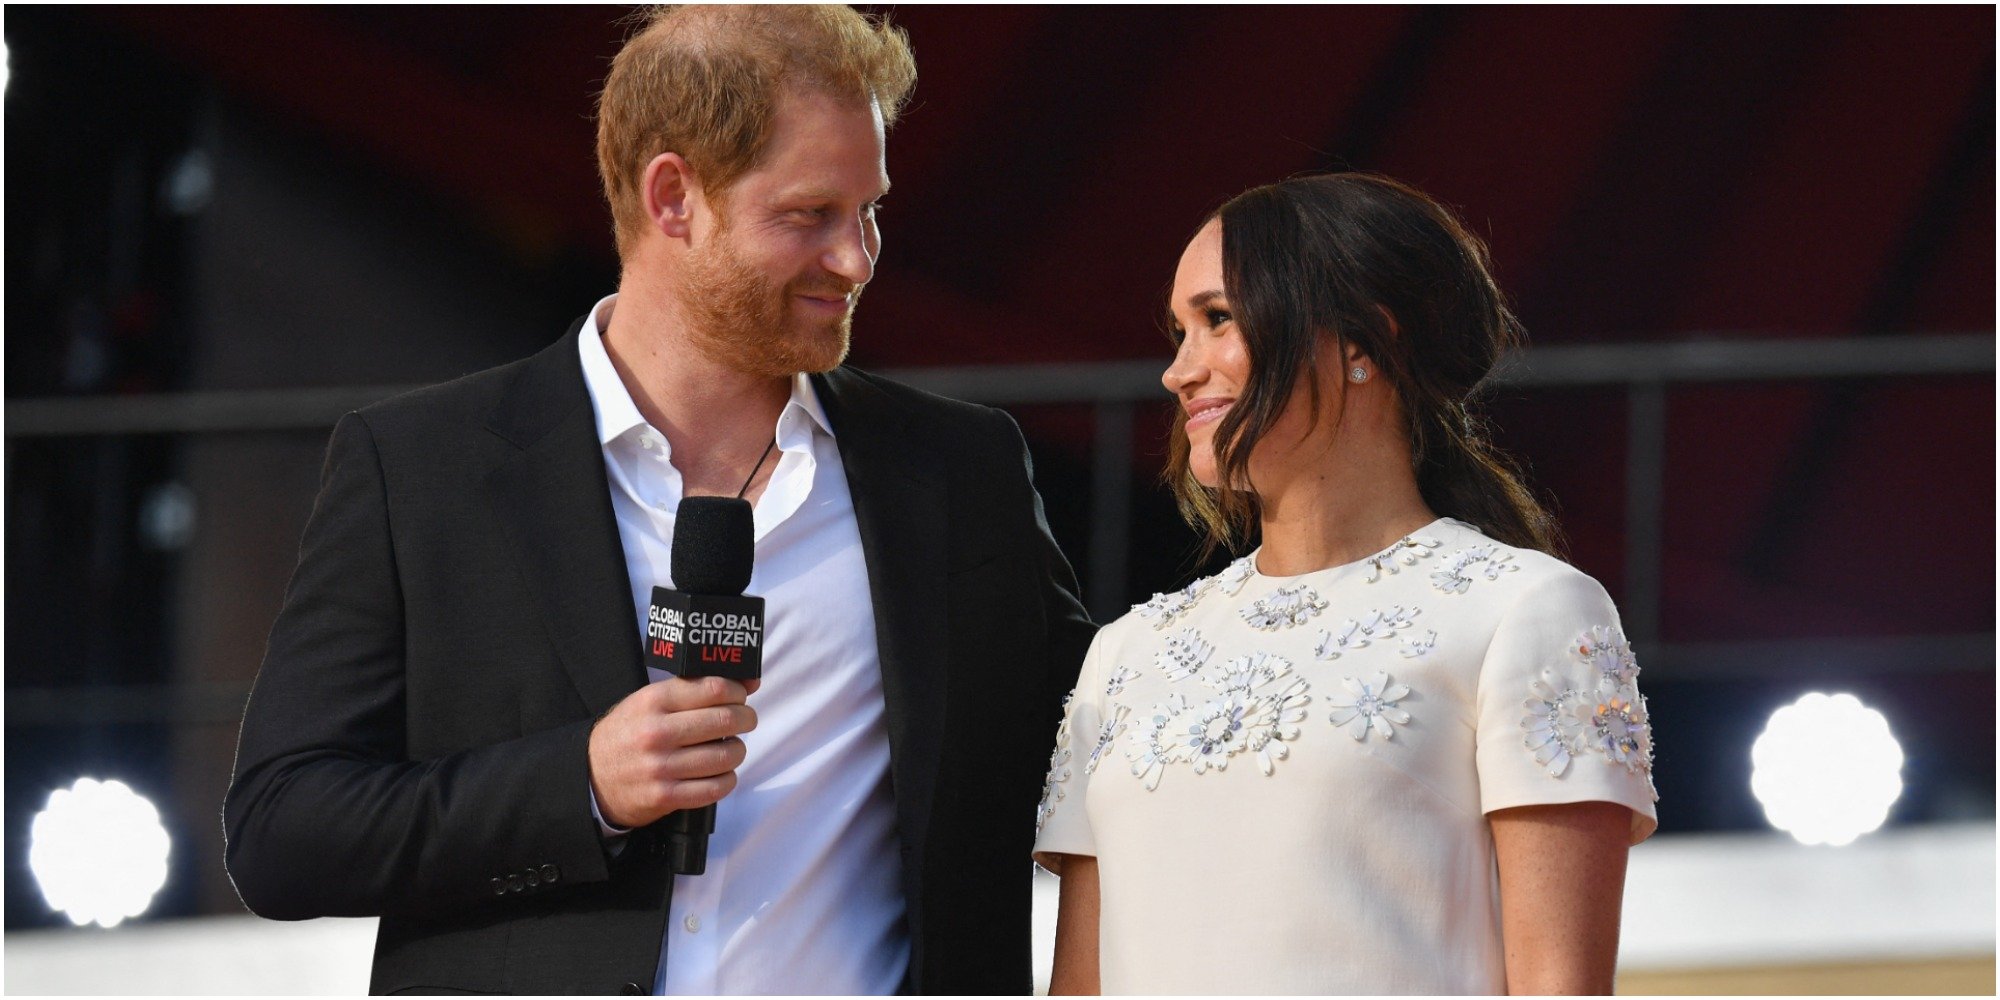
[1032,517,1659,995]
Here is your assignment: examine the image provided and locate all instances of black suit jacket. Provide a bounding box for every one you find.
[223,322,1096,995]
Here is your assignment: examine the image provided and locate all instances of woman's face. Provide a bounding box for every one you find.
[1164,218,1350,493]
[1162,219,1248,488]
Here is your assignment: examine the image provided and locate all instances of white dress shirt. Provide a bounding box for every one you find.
[577,296,909,995]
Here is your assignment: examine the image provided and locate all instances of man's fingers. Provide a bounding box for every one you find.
[660,737,747,780]
[649,675,752,712]
[658,704,755,748]
[663,771,738,812]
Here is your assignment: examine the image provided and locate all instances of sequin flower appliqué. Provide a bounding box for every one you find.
[1241,585,1328,631]
[1036,694,1077,832]
[1520,626,1654,792]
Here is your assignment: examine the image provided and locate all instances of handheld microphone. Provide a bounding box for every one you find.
[646,496,764,876]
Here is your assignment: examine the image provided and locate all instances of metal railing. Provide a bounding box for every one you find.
[5,332,1993,727]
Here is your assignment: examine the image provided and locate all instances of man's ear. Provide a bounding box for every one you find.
[641,152,696,240]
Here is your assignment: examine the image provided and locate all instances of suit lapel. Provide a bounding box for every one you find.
[484,324,647,717]
[813,369,949,861]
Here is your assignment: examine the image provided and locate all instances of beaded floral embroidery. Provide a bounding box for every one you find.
[1035,693,1078,832]
[1522,672,1590,775]
[1241,585,1329,631]
[1133,580,1209,630]
[1430,545,1520,594]
[1104,665,1138,697]
[1519,628,1654,786]
[1312,606,1422,660]
[1126,652,1315,786]
[1155,628,1215,681]
[1215,555,1257,596]
[1575,625,1639,685]
[1327,671,1413,741]
[1363,533,1441,582]
[1398,629,1438,658]
[1199,654,1312,776]
[1084,704,1129,775]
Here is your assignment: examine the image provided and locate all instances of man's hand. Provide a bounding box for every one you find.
[587,676,760,829]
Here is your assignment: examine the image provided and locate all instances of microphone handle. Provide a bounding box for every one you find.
[663,803,716,876]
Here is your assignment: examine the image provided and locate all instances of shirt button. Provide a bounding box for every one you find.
[683,914,701,933]
[540,864,561,883]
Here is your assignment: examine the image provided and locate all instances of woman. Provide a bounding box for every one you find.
[1033,174,1657,995]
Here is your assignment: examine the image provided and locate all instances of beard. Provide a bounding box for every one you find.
[676,228,859,378]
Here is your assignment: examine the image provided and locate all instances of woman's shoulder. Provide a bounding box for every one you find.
[1431,517,1602,596]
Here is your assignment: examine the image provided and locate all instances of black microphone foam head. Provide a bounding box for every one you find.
[672,496,755,595]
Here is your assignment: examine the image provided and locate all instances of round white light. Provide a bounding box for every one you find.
[1749,692,1903,846]
[29,778,172,927]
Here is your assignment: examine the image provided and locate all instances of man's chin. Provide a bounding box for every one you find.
[787,316,853,374]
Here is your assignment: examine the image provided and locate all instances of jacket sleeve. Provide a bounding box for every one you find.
[223,412,614,921]
[989,408,1098,731]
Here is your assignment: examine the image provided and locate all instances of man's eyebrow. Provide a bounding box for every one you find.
[772,182,892,203]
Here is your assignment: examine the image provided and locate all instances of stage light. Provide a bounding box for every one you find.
[1749,692,1903,846]
[29,778,172,928]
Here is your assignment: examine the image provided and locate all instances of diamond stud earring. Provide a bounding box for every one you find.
[1349,367,1370,383]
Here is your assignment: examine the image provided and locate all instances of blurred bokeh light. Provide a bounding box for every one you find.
[1751,693,1905,846]
[30,778,173,928]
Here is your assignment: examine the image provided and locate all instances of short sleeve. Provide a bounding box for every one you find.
[1475,570,1659,844]
[1032,634,1108,874]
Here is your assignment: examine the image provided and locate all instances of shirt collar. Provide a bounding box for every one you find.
[577,293,836,450]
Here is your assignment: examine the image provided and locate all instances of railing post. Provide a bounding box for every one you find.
[1625,380,1666,646]
[1087,401,1135,622]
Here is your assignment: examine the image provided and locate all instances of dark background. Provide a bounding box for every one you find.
[6,5,1993,929]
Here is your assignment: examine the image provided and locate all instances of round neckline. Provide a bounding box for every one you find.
[1244,516,1465,583]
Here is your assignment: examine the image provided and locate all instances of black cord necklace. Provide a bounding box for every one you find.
[735,437,779,500]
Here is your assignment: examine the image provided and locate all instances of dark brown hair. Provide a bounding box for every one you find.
[1165,172,1560,557]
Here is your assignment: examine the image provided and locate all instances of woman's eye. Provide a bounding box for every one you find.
[1205,308,1233,329]
[1167,324,1187,346]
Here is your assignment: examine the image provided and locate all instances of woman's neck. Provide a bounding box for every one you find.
[1251,436,1437,578]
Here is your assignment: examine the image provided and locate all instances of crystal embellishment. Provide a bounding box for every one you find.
[1215,555,1257,595]
[1104,665,1138,697]
[1363,533,1441,583]
[1398,629,1438,658]
[1575,625,1639,685]
[1519,628,1654,785]
[1430,544,1520,594]
[1241,585,1328,631]
[1312,606,1422,659]
[1327,672,1413,741]
[1199,652,1310,776]
[1035,693,1078,832]
[1133,581,1207,630]
[1085,704,1129,775]
[1155,628,1215,681]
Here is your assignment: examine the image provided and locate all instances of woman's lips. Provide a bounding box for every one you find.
[1185,399,1234,430]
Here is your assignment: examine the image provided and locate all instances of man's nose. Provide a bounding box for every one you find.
[823,212,876,287]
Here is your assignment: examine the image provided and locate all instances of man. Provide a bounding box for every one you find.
[223,6,1094,994]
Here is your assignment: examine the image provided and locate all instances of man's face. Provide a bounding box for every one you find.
[678,88,889,377]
